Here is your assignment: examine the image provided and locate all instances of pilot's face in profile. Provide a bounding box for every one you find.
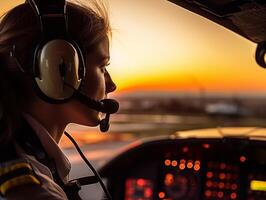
[62,36,116,126]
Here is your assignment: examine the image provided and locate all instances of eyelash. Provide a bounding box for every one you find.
[100,63,110,73]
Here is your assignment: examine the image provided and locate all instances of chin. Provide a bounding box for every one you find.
[73,110,101,127]
[86,111,101,126]
[69,100,102,126]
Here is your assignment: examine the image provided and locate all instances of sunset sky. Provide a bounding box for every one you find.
[1,0,266,95]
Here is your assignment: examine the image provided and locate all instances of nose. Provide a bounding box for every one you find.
[105,71,117,93]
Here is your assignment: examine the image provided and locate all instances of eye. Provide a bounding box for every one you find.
[100,62,110,73]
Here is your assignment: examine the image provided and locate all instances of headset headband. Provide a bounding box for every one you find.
[28,0,67,39]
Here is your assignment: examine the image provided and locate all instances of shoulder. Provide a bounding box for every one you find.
[0,157,68,200]
[0,118,69,200]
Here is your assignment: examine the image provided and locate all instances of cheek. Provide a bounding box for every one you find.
[64,100,100,126]
[81,68,106,100]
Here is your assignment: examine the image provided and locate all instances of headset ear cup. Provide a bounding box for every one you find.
[34,39,82,101]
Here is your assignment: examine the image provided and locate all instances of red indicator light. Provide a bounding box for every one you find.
[217,191,224,198]
[206,172,213,178]
[203,143,210,149]
[182,146,189,153]
[195,160,201,165]
[206,180,212,188]
[164,174,174,186]
[125,180,135,195]
[144,188,153,198]
[158,192,165,199]
[180,159,186,164]
[126,179,132,188]
[230,192,237,199]
[187,161,193,169]
[171,160,178,167]
[205,190,212,197]
[231,183,238,190]
[179,163,186,170]
[219,173,226,180]
[240,156,246,163]
[194,164,200,171]
[164,159,171,166]
[137,179,145,187]
[125,178,153,200]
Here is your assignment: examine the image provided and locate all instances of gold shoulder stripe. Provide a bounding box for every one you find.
[0,163,32,176]
[0,174,41,195]
[0,162,41,196]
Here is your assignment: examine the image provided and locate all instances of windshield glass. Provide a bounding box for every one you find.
[48,2,266,181]
[63,0,266,143]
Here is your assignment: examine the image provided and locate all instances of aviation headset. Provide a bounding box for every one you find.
[10,0,119,132]
[28,0,85,102]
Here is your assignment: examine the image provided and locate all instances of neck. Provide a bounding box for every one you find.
[25,100,67,143]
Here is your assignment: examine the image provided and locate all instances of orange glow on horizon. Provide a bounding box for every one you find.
[114,79,266,94]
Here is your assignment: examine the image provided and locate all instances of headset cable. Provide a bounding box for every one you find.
[64,131,112,200]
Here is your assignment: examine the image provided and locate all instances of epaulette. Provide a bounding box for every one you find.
[0,159,41,196]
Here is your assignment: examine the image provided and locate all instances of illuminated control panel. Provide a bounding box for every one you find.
[204,162,239,200]
[158,159,201,200]
[105,138,266,200]
[125,178,153,200]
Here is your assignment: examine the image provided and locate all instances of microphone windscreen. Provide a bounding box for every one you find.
[100,99,119,114]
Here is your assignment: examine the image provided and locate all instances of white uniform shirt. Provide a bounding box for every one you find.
[1,114,71,200]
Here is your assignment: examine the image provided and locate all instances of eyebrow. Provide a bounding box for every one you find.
[98,55,110,64]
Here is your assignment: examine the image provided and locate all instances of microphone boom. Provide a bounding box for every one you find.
[64,82,119,132]
[74,92,119,114]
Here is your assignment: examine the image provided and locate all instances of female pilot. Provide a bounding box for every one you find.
[0,0,116,199]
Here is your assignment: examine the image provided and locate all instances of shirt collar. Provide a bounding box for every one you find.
[23,113,71,181]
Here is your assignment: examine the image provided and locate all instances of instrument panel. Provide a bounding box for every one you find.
[100,137,266,200]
